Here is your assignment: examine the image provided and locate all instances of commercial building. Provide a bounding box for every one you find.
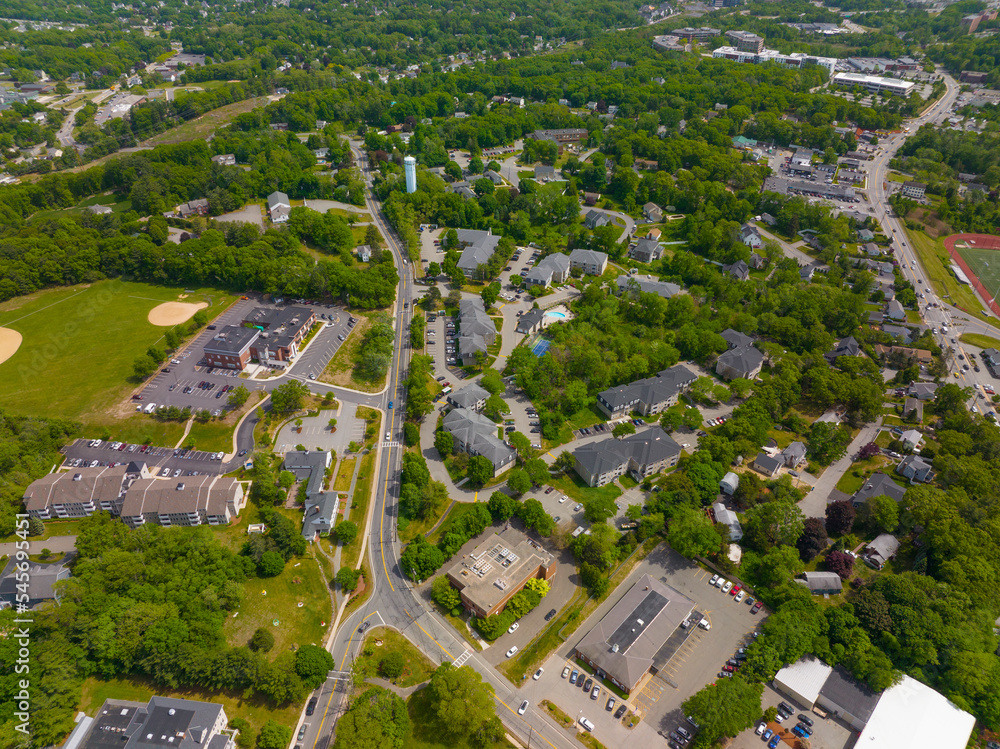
[572,427,682,487]
[568,248,609,276]
[119,475,247,528]
[725,30,765,53]
[404,155,417,193]
[859,674,975,749]
[574,574,694,693]
[529,128,588,143]
[243,306,316,366]
[653,35,687,52]
[203,325,261,370]
[455,228,502,278]
[832,72,915,97]
[762,175,858,202]
[442,408,516,476]
[902,181,927,198]
[673,27,721,42]
[596,364,697,418]
[712,46,836,74]
[78,696,233,749]
[445,527,556,617]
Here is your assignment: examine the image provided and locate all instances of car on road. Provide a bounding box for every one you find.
[297,725,308,741]
[388,401,393,408]
[358,621,371,634]
[544,608,557,621]
[306,698,317,716]
[533,668,543,680]
[506,646,518,658]
[518,700,529,715]
[507,622,519,634]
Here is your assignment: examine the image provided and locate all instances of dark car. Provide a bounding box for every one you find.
[798,715,814,727]
[751,601,762,614]
[614,704,627,719]
[583,678,593,692]
[544,608,557,621]
[358,621,371,634]
[306,698,317,716]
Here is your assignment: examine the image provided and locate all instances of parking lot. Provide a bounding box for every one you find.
[519,545,765,748]
[729,684,855,749]
[139,299,353,412]
[62,438,229,477]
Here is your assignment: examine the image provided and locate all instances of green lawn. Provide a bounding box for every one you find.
[405,686,515,749]
[142,95,271,146]
[320,312,387,393]
[333,457,356,491]
[961,333,1000,349]
[30,190,132,220]
[341,451,376,572]
[0,280,236,422]
[223,552,332,657]
[186,418,238,453]
[353,627,436,688]
[426,502,482,545]
[104,413,188,448]
[0,517,86,543]
[545,472,622,506]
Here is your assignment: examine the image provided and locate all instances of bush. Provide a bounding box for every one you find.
[336,567,362,592]
[249,627,275,653]
[258,550,285,577]
[334,520,358,546]
[379,651,405,680]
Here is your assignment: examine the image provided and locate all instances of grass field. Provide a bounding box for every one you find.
[31,190,133,221]
[142,95,271,146]
[353,627,436,688]
[0,280,236,422]
[545,472,622,506]
[319,312,386,393]
[960,333,1000,349]
[340,451,376,572]
[955,244,1000,303]
[186,417,238,452]
[223,552,332,656]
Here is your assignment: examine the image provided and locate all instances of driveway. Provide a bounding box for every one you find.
[0,535,77,557]
[797,418,882,518]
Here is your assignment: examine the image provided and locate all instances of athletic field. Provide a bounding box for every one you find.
[945,234,1000,316]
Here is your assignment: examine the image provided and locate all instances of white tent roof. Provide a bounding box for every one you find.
[774,656,833,706]
[857,675,975,749]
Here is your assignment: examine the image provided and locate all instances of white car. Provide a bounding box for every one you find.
[756,723,766,736]
[698,618,711,630]
[562,667,570,678]
[533,668,543,680]
[722,581,733,593]
[735,591,745,603]
[715,576,725,588]
[506,646,518,658]
[709,574,720,586]
[508,622,519,634]
[518,700,529,715]
[559,495,568,503]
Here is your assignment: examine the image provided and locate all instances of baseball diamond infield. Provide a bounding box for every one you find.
[147,301,209,326]
[945,233,1000,318]
[0,327,22,365]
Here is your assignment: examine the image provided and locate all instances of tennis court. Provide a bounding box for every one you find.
[531,338,552,357]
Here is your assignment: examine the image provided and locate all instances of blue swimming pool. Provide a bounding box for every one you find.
[545,310,567,319]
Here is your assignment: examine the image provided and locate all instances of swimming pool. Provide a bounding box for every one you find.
[545,310,567,319]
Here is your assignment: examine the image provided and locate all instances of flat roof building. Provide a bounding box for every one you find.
[774,656,833,708]
[857,674,975,749]
[243,306,316,366]
[446,528,556,617]
[832,72,915,97]
[79,696,232,749]
[574,574,694,693]
[203,325,260,370]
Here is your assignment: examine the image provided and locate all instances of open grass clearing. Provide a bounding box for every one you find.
[961,332,1000,349]
[186,418,238,453]
[0,280,236,422]
[142,95,271,146]
[319,312,386,393]
[399,497,452,543]
[333,457,357,492]
[79,675,301,744]
[353,626,436,688]
[340,451,376,572]
[545,472,622,506]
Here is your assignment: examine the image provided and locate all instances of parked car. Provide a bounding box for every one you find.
[798,715,814,727]
[583,678,593,692]
[722,581,733,593]
[562,667,570,679]
[533,668,543,680]
[590,685,600,700]
[506,646,518,658]
[614,704,627,719]
[709,574,720,586]
[569,670,579,684]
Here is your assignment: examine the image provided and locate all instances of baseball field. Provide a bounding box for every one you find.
[0,280,235,422]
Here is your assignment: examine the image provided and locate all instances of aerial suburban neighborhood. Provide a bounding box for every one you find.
[1,2,1000,749]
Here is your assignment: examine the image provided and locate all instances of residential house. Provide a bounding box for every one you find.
[864,242,880,257]
[177,198,209,218]
[595,364,697,418]
[797,571,843,595]
[759,213,777,226]
[568,249,609,276]
[874,344,931,365]
[572,427,682,487]
[534,165,557,182]
[826,336,862,363]
[442,408,516,476]
[726,259,750,281]
[886,300,906,321]
[716,339,764,381]
[283,450,332,498]
[484,169,504,185]
[583,209,611,229]
[720,471,740,496]
[857,229,875,242]
[515,307,546,334]
[615,274,682,299]
[87,205,112,215]
[900,429,923,451]
[863,533,900,570]
[881,324,916,344]
[902,397,923,421]
[583,192,601,206]
[897,454,933,484]
[753,452,783,477]
[748,252,766,270]
[643,202,663,222]
[712,501,743,542]
[851,472,905,507]
[301,491,338,540]
[0,555,72,609]
[355,244,372,262]
[631,237,663,264]
[800,265,816,281]
[908,382,939,401]
[267,190,291,223]
[739,223,763,249]
[780,441,807,469]
[211,153,236,166]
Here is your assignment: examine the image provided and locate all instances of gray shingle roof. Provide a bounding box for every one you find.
[851,472,905,505]
[596,365,696,413]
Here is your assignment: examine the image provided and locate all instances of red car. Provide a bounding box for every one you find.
[722,665,735,672]
[751,602,762,614]
[730,584,741,596]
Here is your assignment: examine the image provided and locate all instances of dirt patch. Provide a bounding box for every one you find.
[0,327,23,365]
[147,301,208,326]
